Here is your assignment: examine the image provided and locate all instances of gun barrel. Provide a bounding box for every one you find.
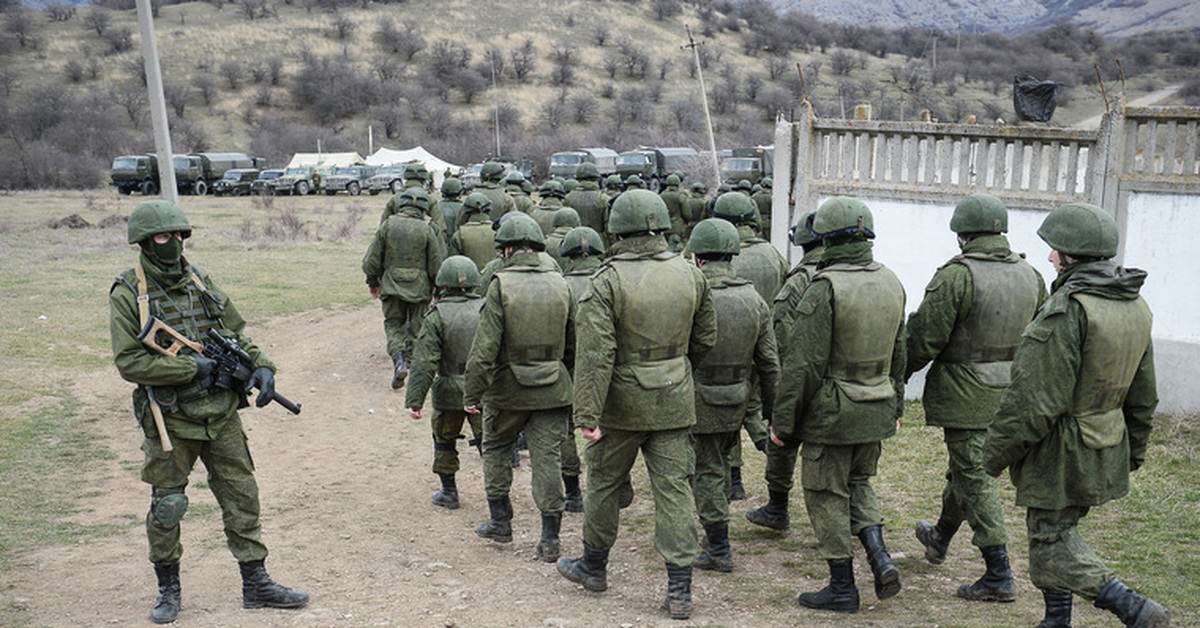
[270,392,302,415]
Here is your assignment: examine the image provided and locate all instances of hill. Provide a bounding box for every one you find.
[0,0,1196,190]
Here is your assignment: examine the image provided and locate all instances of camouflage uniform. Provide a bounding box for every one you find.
[659,180,688,250]
[564,179,609,242]
[477,179,516,222]
[451,211,497,272]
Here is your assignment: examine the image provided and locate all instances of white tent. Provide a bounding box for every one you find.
[366,146,462,188]
[285,152,365,171]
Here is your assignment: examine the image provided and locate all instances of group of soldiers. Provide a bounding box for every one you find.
[110,153,1170,626]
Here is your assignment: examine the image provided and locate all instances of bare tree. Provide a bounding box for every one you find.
[541,99,566,131]
[240,0,266,20]
[369,53,403,82]
[570,93,597,124]
[46,3,76,22]
[330,14,355,41]
[429,38,471,79]
[83,6,111,36]
[219,60,244,89]
[64,58,87,83]
[509,38,536,82]
[650,0,681,21]
[592,23,610,47]
[113,82,148,125]
[104,27,134,54]
[266,57,285,85]
[4,8,38,49]
[163,81,190,117]
[193,72,218,105]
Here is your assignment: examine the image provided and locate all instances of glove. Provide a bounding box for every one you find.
[192,354,217,382]
[246,367,275,408]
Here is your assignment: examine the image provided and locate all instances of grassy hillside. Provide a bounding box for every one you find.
[0,0,1194,188]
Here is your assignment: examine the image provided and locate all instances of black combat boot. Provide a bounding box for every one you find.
[914,516,959,565]
[745,489,791,531]
[663,565,693,620]
[557,542,609,592]
[536,512,562,562]
[857,525,902,600]
[694,524,733,572]
[1094,578,1171,628]
[239,560,310,609]
[563,474,583,513]
[618,474,635,509]
[390,352,407,389]
[475,495,513,543]
[728,466,747,501]
[1038,590,1074,628]
[957,545,1017,602]
[432,473,459,510]
[150,561,181,624]
[798,558,860,613]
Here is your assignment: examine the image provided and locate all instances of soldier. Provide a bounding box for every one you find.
[406,256,487,510]
[362,188,447,388]
[659,173,688,251]
[710,192,788,501]
[564,162,610,243]
[110,201,308,624]
[751,177,773,242]
[773,197,906,614]
[624,174,647,190]
[545,206,581,269]
[603,173,625,195]
[463,212,575,563]
[506,170,534,214]
[557,189,716,620]
[982,203,1169,628]
[745,210,825,531]
[685,181,709,235]
[905,194,1047,602]
[381,164,446,236]
[531,180,567,236]
[450,192,498,273]
[476,161,517,222]
[439,177,466,242]
[686,218,780,574]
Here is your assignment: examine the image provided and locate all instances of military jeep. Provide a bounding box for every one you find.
[270,166,319,196]
[212,168,260,196]
[323,165,378,196]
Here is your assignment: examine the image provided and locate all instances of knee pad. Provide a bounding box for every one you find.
[433,439,458,452]
[151,488,189,529]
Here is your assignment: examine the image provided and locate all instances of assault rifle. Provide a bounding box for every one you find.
[138,317,302,415]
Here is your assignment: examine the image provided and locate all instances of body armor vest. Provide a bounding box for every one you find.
[565,189,606,234]
[696,279,760,409]
[610,253,697,387]
[436,296,484,389]
[439,200,463,239]
[478,184,514,222]
[940,253,1041,387]
[564,269,594,304]
[496,267,571,387]
[1070,293,1152,449]
[733,239,783,303]
[457,221,496,271]
[383,213,430,281]
[821,262,905,401]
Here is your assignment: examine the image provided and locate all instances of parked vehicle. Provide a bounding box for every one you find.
[173,152,266,196]
[110,154,159,195]
[720,146,774,185]
[250,169,284,195]
[614,147,700,192]
[548,148,618,179]
[366,164,407,195]
[270,166,320,196]
[212,168,261,196]
[323,164,378,196]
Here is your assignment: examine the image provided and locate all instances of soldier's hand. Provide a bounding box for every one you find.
[581,426,602,442]
[191,354,217,382]
[369,286,381,298]
[246,367,275,408]
[409,407,423,420]
[464,404,481,415]
[769,426,785,448]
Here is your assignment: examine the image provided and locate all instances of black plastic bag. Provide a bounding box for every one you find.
[1013,75,1060,123]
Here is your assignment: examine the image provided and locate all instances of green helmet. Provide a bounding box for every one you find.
[1037,202,1119,259]
[521,180,534,194]
[608,189,671,235]
[761,177,773,189]
[710,192,757,224]
[690,181,707,194]
[504,170,526,185]
[605,174,624,190]
[737,179,753,193]
[128,200,192,244]
[436,255,481,289]
[624,174,645,189]
[950,194,1008,234]
[717,183,733,194]
[560,226,606,258]
[790,211,818,247]
[539,180,565,199]
[395,188,431,213]
[688,218,741,256]
[564,179,579,194]
[481,161,506,181]
[672,170,686,183]
[665,174,681,187]
[552,207,581,229]
[811,196,875,239]
[462,192,492,215]
[441,176,463,197]
[494,211,545,249]
[576,162,600,180]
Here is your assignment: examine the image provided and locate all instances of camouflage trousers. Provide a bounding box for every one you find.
[730,389,767,469]
[481,406,568,513]
[763,437,799,494]
[140,411,267,564]
[939,428,1008,548]
[582,426,697,567]
[561,414,581,477]
[380,296,430,357]
[1026,506,1116,599]
[692,430,739,527]
[431,407,482,476]
[801,441,884,560]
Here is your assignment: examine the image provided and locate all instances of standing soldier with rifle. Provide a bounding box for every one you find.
[110,201,308,625]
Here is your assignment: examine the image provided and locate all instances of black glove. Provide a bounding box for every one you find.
[246,367,275,408]
[192,354,217,382]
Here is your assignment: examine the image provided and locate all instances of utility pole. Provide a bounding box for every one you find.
[683,26,721,188]
[136,0,177,203]
[490,49,501,158]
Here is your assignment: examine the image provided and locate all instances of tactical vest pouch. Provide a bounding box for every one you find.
[968,360,1014,388]
[1075,408,1125,449]
[629,356,689,390]
[698,381,749,407]
[833,380,895,402]
[389,267,422,283]
[509,362,562,387]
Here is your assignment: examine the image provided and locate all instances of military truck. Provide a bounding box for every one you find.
[270,165,320,196]
[548,148,618,179]
[614,147,700,192]
[173,152,266,196]
[366,164,407,195]
[110,154,160,195]
[720,146,774,185]
[322,164,378,196]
